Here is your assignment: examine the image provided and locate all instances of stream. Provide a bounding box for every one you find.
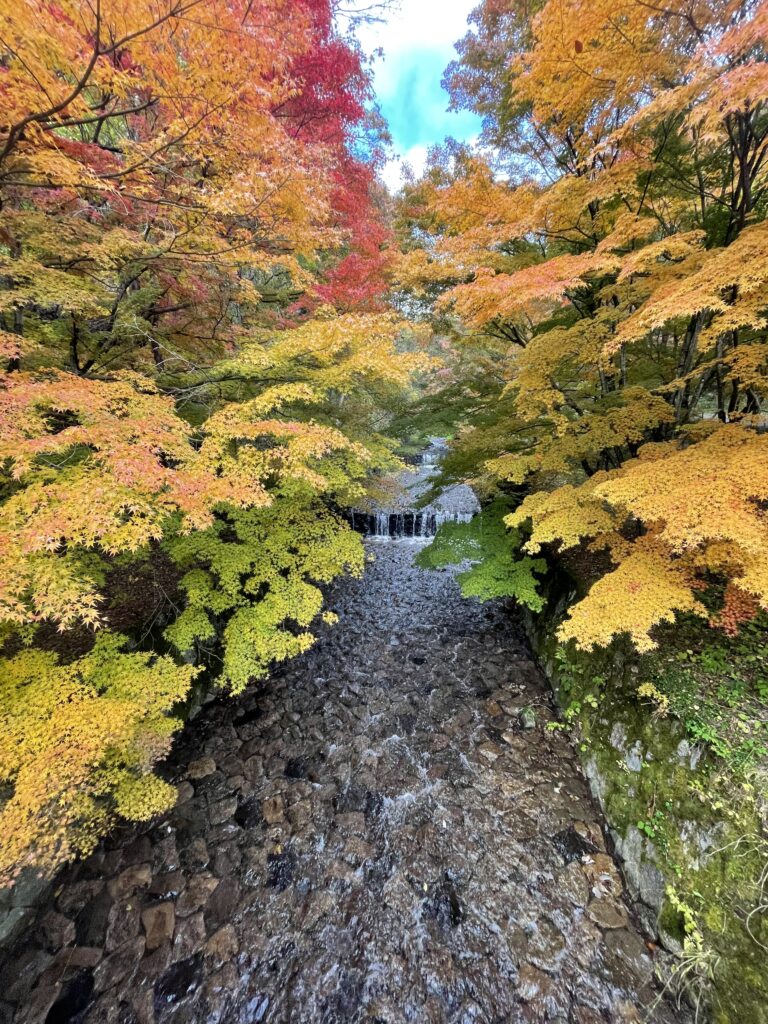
[0,539,688,1023]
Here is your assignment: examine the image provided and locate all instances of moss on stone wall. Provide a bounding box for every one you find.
[527,588,768,1024]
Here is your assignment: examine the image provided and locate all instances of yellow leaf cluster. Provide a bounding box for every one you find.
[0,634,196,882]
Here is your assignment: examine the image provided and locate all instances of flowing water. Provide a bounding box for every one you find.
[0,539,689,1024]
[349,441,480,540]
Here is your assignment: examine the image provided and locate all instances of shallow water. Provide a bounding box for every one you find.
[1,544,688,1024]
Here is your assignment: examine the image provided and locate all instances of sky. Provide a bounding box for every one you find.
[355,0,481,190]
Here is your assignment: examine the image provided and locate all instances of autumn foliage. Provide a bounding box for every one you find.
[397,0,768,652]
[0,0,425,879]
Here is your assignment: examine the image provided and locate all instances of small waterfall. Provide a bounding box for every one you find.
[348,440,479,541]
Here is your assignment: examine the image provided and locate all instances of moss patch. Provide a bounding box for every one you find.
[528,590,768,1024]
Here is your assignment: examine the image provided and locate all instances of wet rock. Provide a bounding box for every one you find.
[203,925,238,966]
[587,898,629,930]
[202,961,238,1020]
[520,707,537,730]
[288,800,312,829]
[423,876,464,930]
[266,848,296,891]
[176,875,219,918]
[203,877,241,933]
[243,994,269,1021]
[554,861,589,907]
[261,795,285,825]
[107,864,152,901]
[153,834,181,873]
[527,918,566,970]
[54,946,103,970]
[175,782,194,804]
[38,911,75,952]
[333,783,369,814]
[43,968,94,1023]
[284,757,309,780]
[182,839,210,871]
[149,872,186,900]
[142,904,175,952]
[75,890,114,948]
[233,797,263,829]
[55,881,104,919]
[93,936,145,993]
[552,825,599,864]
[478,742,501,763]
[601,927,653,988]
[188,758,216,780]
[19,979,61,1023]
[121,836,153,867]
[1,948,54,1003]
[517,962,555,1003]
[105,900,141,953]
[343,837,374,862]
[335,812,365,834]
[153,953,204,1017]
[173,912,206,960]
[208,798,237,826]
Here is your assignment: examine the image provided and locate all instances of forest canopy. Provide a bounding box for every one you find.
[0,0,428,880]
[396,0,768,652]
[2,0,768,893]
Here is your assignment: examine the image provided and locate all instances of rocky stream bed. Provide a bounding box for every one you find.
[0,543,690,1024]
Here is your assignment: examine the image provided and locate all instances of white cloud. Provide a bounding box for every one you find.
[357,0,476,56]
[356,0,477,124]
[380,143,429,192]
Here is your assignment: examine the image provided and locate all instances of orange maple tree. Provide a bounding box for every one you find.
[0,0,428,879]
[397,0,768,651]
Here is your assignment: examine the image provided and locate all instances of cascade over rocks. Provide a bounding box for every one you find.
[350,440,480,540]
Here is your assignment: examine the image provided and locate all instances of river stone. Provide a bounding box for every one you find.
[107,863,152,900]
[176,875,219,917]
[93,936,145,993]
[526,918,567,970]
[183,839,210,871]
[203,877,241,932]
[153,953,204,1016]
[517,962,555,1003]
[173,911,206,960]
[520,707,536,730]
[203,961,239,1020]
[54,946,103,970]
[149,871,187,900]
[261,795,285,825]
[555,861,589,907]
[121,835,153,867]
[587,898,629,930]
[335,811,366,834]
[38,910,75,951]
[209,797,237,826]
[601,927,653,988]
[175,781,195,804]
[142,903,175,951]
[0,541,690,1024]
[55,880,104,919]
[188,758,216,780]
[204,925,239,965]
[105,900,141,952]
